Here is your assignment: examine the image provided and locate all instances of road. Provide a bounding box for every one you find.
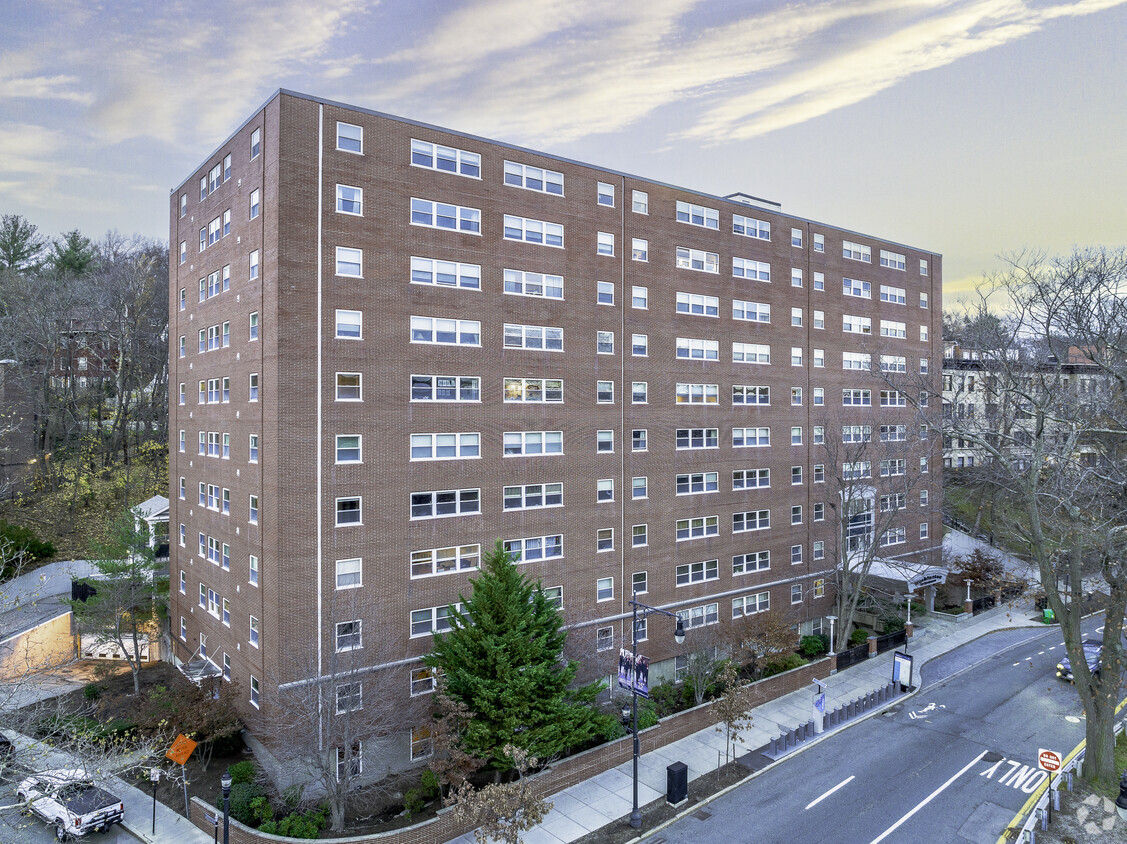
[650,618,1116,844]
[0,779,139,844]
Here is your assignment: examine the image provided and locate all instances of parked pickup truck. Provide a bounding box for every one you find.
[17,769,124,840]
[1055,638,1103,683]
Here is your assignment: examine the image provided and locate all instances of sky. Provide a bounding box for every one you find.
[2,0,1126,303]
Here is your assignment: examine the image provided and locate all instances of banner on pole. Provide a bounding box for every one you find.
[617,649,651,698]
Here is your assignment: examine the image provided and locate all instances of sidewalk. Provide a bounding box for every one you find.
[2,730,213,844]
[446,598,1046,844]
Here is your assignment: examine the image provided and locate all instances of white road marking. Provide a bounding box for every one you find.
[869,750,988,844]
[1096,626,1104,633]
[1037,651,1045,655]
[806,775,855,810]
[1048,647,1056,651]
[1025,657,1033,661]
[1012,662,1020,666]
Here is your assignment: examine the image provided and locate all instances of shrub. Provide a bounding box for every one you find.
[597,714,627,742]
[0,520,55,563]
[761,653,808,677]
[636,700,659,729]
[83,683,101,701]
[848,627,870,647]
[881,617,906,634]
[260,809,326,839]
[403,787,424,819]
[648,681,680,717]
[420,768,441,800]
[800,635,828,657]
[216,782,265,826]
[227,760,257,785]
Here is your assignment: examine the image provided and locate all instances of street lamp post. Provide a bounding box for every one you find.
[220,770,232,844]
[826,615,838,656]
[628,591,686,829]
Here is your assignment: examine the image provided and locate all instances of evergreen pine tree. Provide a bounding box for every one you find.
[425,540,605,770]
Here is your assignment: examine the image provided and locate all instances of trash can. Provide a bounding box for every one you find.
[667,761,688,806]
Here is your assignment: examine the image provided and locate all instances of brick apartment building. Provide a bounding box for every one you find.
[169,89,943,768]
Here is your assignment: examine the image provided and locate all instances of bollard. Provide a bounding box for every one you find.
[1038,807,1046,831]
[877,686,885,703]
[806,720,814,739]
[1066,771,1073,791]
[770,736,779,755]
[1052,786,1059,812]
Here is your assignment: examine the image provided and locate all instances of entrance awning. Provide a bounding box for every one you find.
[866,558,948,590]
[178,651,222,684]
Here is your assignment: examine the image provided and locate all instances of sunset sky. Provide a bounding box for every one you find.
[3,0,1125,303]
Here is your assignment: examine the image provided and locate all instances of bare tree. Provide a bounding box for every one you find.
[943,247,1127,785]
[713,660,757,764]
[724,606,800,678]
[444,744,552,844]
[257,590,419,833]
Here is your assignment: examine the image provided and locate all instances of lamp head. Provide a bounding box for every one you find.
[674,618,686,645]
[221,770,232,793]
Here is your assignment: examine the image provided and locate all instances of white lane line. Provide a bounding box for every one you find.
[1012,662,1020,666]
[806,775,855,810]
[1025,657,1033,661]
[869,750,988,844]
[1049,647,1056,651]
[1038,651,1045,655]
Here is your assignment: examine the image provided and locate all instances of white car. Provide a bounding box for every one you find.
[16,769,124,840]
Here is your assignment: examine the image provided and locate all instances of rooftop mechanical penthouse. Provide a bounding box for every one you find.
[169,89,943,770]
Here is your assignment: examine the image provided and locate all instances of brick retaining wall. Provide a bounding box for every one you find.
[189,656,834,842]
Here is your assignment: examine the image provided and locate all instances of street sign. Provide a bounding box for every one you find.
[892,651,914,690]
[1038,749,1062,772]
[166,733,197,766]
[150,767,161,782]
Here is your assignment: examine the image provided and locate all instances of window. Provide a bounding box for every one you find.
[880,355,907,373]
[920,259,929,276]
[503,323,563,352]
[733,551,770,575]
[336,122,362,153]
[920,357,929,374]
[632,430,648,451]
[179,335,186,358]
[676,602,719,629]
[880,493,906,512]
[733,427,770,448]
[411,139,480,176]
[814,464,825,483]
[879,425,907,442]
[631,334,648,357]
[336,682,362,714]
[411,545,480,577]
[631,238,648,261]
[632,524,648,547]
[335,247,362,277]
[813,310,825,330]
[921,522,930,539]
[676,200,719,229]
[676,472,718,495]
[410,315,481,346]
[676,291,719,316]
[676,247,719,273]
[179,288,186,311]
[248,373,258,401]
[814,272,825,291]
[632,285,648,308]
[814,387,824,406]
[411,198,481,234]
[880,284,906,304]
[249,616,260,647]
[336,620,362,651]
[880,249,906,270]
[410,432,481,461]
[676,516,719,540]
[541,586,563,609]
[733,468,769,489]
[504,430,563,456]
[880,320,907,339]
[880,390,907,407]
[843,425,872,443]
[791,426,802,445]
[733,343,770,364]
[843,240,871,262]
[597,232,614,256]
[410,488,481,519]
[597,479,614,502]
[676,428,718,449]
[596,381,614,403]
[595,181,615,206]
[596,331,614,355]
[792,348,802,366]
[503,377,563,403]
[249,189,259,219]
[632,382,648,404]
[335,497,362,526]
[791,505,803,525]
[632,571,648,595]
[336,557,362,589]
[842,461,872,480]
[503,483,562,511]
[179,241,186,265]
[733,214,770,239]
[412,375,480,402]
[632,477,648,499]
[843,351,871,371]
[596,577,614,601]
[248,312,259,341]
[411,667,438,696]
[676,338,719,360]
[248,495,258,523]
[791,583,804,604]
[920,324,930,341]
[339,741,366,777]
[843,278,871,298]
[733,510,770,532]
[843,314,872,335]
[921,457,930,473]
[596,430,614,452]
[843,389,871,406]
[791,466,803,485]
[411,257,482,290]
[632,190,648,213]
[223,653,231,681]
[676,559,718,586]
[597,627,614,651]
[334,184,363,215]
[814,233,825,253]
[919,390,929,407]
[791,227,803,247]
[733,257,771,281]
[791,308,803,327]
[503,160,564,194]
[791,268,803,288]
[503,214,564,246]
[733,299,770,322]
[597,528,614,551]
[881,527,907,547]
[250,676,260,707]
[503,535,562,563]
[733,385,769,405]
[335,309,362,339]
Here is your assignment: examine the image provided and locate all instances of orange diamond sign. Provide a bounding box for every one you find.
[166,734,197,766]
